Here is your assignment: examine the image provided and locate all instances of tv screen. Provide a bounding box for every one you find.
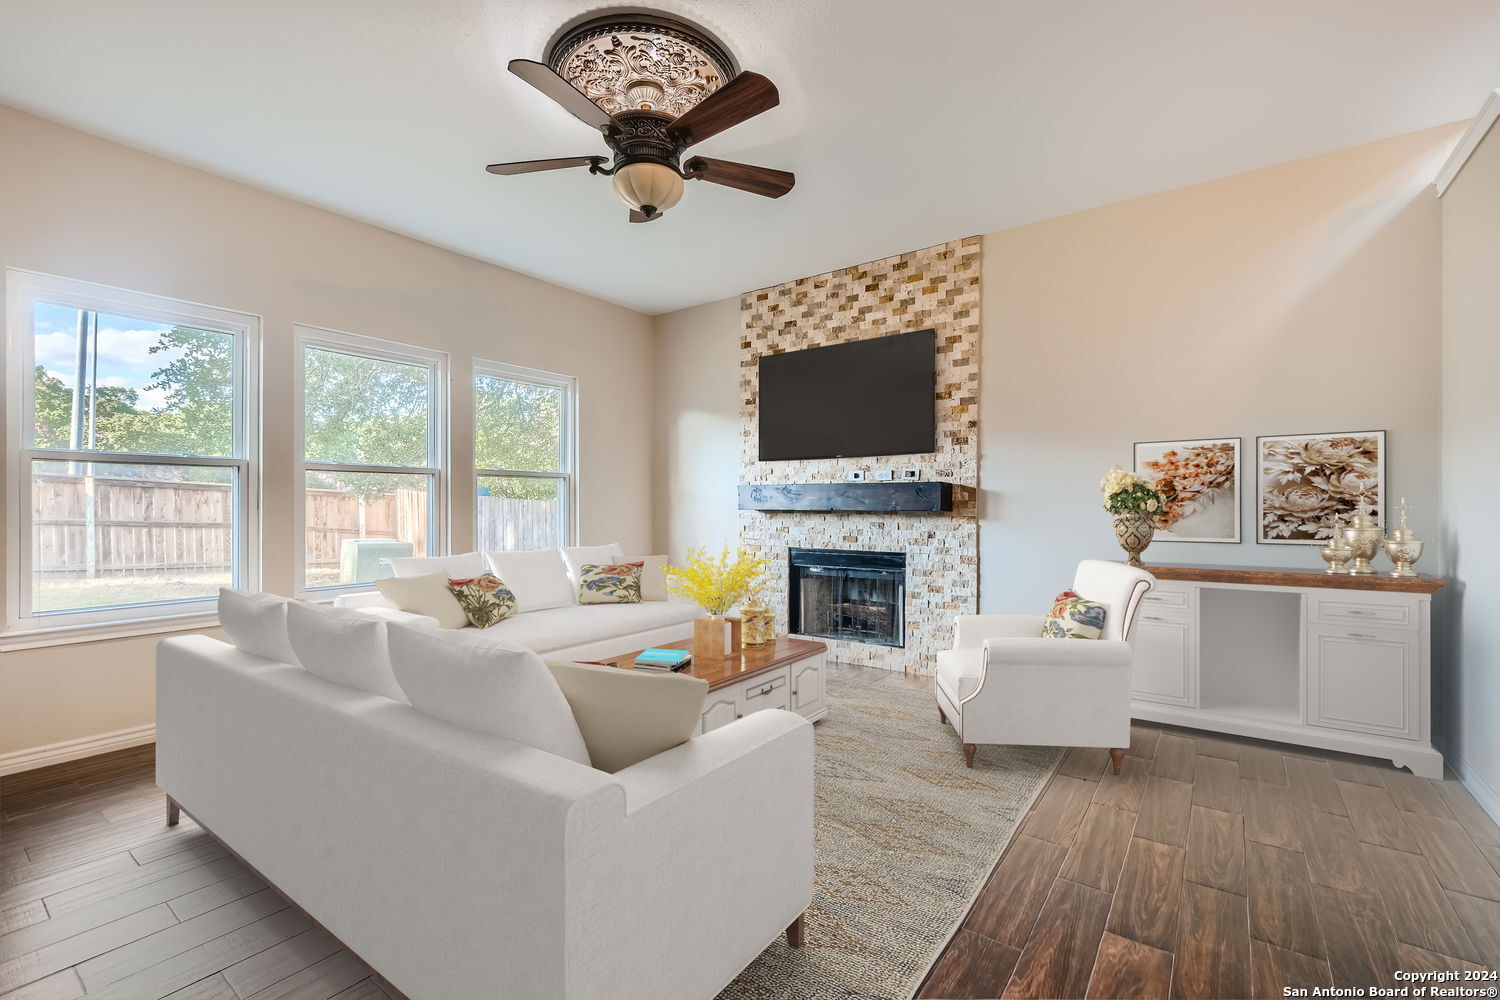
[758,329,937,462]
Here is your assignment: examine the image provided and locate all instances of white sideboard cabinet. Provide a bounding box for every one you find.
[1129,564,1445,778]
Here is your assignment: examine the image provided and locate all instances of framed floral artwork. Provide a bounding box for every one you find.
[1256,431,1385,544]
[1133,438,1241,543]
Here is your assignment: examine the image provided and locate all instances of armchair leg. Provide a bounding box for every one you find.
[786,912,805,948]
[938,706,947,725]
[166,796,180,827]
[1109,748,1125,775]
[963,743,977,768]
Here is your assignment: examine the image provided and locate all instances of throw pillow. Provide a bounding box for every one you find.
[546,661,708,772]
[483,548,576,612]
[561,543,625,588]
[623,554,670,601]
[1041,590,1107,640]
[285,601,407,700]
[445,573,518,628]
[374,572,469,629]
[217,588,300,664]
[578,561,645,604]
[385,622,591,766]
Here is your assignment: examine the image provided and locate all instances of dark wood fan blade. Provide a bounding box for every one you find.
[629,209,662,223]
[685,156,794,198]
[667,72,779,147]
[485,156,603,175]
[507,59,613,131]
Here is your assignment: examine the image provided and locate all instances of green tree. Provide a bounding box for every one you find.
[474,376,562,501]
[302,348,430,503]
[32,366,155,450]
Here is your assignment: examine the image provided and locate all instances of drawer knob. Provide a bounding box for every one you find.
[1143,615,1166,621]
[1347,632,1377,639]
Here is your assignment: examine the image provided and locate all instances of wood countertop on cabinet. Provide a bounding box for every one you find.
[1141,562,1445,594]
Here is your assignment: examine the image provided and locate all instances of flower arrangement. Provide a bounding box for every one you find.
[1140,442,1236,530]
[664,544,769,616]
[1099,466,1164,516]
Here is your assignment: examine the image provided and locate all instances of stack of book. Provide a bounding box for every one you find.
[633,648,692,673]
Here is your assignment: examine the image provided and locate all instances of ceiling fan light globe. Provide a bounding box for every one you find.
[612,162,684,215]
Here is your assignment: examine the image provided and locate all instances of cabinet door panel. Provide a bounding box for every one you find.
[790,658,825,718]
[701,692,740,734]
[1306,626,1417,740]
[1131,613,1197,707]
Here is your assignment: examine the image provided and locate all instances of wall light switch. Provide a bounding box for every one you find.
[846,470,865,482]
[873,469,894,482]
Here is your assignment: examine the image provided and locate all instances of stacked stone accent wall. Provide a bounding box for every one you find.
[739,237,981,673]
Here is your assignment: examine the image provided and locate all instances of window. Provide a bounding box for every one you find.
[474,361,576,552]
[296,327,446,593]
[6,270,259,630]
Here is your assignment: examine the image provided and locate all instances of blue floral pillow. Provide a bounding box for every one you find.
[1041,590,1106,639]
[578,561,645,605]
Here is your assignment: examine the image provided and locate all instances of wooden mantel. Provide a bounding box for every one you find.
[1142,562,1445,595]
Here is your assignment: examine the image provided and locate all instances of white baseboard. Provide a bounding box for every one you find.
[1450,753,1500,827]
[0,724,156,777]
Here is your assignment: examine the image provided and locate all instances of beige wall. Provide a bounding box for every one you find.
[1438,116,1500,808]
[0,105,655,760]
[652,123,1461,614]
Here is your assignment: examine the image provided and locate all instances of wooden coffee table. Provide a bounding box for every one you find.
[598,635,829,734]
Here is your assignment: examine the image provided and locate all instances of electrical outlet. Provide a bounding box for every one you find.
[873,469,894,482]
[846,469,865,482]
[901,469,920,481]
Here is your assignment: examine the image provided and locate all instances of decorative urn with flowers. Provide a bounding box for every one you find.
[1100,466,1166,567]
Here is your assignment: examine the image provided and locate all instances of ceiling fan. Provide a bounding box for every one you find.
[486,14,794,223]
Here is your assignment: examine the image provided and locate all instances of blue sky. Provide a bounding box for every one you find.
[34,301,192,411]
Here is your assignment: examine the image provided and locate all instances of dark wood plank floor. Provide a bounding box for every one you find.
[3,665,1497,999]
[914,708,1500,999]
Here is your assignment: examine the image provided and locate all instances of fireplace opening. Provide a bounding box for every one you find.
[788,547,905,648]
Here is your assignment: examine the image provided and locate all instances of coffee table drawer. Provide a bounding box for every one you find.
[738,667,790,714]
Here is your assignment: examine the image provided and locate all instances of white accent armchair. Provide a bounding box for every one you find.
[934,560,1155,769]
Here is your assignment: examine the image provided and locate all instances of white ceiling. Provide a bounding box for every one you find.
[2,1,1499,315]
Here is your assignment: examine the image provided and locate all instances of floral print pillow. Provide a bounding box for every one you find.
[445,574,517,628]
[1041,590,1106,640]
[578,561,645,605]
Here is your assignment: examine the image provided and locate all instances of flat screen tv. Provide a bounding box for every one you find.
[758,329,936,461]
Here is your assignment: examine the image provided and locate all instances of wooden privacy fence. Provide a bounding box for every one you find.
[32,473,558,576]
[477,494,561,552]
[32,472,234,576]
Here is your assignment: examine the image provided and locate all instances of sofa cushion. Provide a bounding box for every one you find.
[387,623,590,766]
[484,548,575,612]
[218,588,299,664]
[285,601,406,701]
[935,647,984,702]
[578,561,644,605]
[561,543,625,588]
[454,600,702,655]
[374,572,469,629]
[388,551,486,579]
[1042,590,1107,640]
[546,661,707,772]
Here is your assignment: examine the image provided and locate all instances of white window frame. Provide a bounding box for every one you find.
[294,325,448,598]
[4,269,261,641]
[473,359,578,550]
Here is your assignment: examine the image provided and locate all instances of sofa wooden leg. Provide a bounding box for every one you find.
[963,743,977,768]
[938,706,947,724]
[786,912,805,948]
[1109,748,1125,775]
[166,796,180,827]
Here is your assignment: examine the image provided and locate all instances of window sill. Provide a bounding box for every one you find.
[0,610,221,652]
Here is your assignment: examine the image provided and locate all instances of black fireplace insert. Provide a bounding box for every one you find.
[787,547,905,648]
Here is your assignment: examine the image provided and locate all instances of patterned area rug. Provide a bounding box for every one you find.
[719,675,1063,1000]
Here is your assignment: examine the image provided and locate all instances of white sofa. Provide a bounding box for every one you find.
[157,632,815,1000]
[337,546,704,661]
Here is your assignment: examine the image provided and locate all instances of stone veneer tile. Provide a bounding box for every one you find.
[739,237,981,674]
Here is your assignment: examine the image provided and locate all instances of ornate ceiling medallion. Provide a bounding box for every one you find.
[548,14,737,118]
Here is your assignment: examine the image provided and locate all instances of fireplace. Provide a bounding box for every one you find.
[788,547,905,648]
